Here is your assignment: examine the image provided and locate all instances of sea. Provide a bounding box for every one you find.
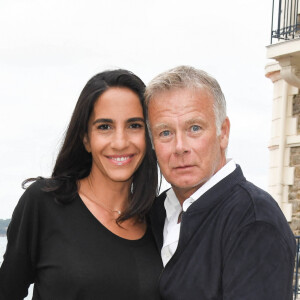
[0,236,33,299]
[0,236,6,266]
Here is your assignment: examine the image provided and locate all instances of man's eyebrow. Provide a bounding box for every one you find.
[152,123,169,131]
[185,117,204,125]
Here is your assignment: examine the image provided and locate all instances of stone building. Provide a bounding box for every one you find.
[265,0,300,234]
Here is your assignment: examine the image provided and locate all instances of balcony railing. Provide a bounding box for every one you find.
[271,0,300,43]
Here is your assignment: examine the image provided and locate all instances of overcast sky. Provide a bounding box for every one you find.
[0,0,275,219]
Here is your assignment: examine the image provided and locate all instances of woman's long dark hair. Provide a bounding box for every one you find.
[23,69,158,223]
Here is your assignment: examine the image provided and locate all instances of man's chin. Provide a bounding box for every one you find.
[171,181,204,193]
[170,177,205,189]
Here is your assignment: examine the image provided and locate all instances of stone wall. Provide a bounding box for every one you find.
[289,94,300,235]
[294,94,300,134]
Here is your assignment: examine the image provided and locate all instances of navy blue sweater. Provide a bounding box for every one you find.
[150,166,296,300]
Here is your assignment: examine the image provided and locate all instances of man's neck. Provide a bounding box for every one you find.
[171,158,233,206]
[172,185,202,206]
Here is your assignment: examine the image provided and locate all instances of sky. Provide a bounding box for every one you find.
[0,0,275,219]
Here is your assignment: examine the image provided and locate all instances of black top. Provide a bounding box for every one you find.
[150,166,296,300]
[0,180,162,300]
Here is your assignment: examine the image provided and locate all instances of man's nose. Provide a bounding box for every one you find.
[174,132,189,155]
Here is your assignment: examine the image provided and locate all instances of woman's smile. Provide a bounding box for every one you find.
[107,154,135,165]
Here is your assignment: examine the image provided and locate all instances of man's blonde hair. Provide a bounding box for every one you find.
[145,65,227,135]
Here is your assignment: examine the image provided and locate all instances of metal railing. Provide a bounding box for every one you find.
[271,0,300,43]
[294,236,300,299]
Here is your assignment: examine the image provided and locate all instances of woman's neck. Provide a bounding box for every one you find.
[80,170,132,212]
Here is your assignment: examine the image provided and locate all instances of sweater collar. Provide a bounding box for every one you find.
[164,160,236,220]
[185,165,245,213]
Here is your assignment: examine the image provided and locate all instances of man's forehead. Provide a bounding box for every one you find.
[148,88,214,117]
[150,86,211,101]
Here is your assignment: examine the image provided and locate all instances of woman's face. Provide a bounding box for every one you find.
[84,87,146,184]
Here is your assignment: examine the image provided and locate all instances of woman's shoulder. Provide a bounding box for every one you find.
[8,179,55,232]
[17,178,55,210]
[23,177,50,196]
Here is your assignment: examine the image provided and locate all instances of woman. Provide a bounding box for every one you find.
[0,70,162,299]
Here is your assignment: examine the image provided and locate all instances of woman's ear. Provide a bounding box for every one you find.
[83,134,91,153]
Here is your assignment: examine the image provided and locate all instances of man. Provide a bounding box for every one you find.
[145,65,296,299]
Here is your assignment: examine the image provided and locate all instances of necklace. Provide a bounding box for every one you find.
[80,178,122,215]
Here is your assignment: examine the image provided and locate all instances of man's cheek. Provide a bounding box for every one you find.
[155,144,171,161]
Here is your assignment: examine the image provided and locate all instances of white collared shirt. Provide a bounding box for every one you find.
[161,159,236,266]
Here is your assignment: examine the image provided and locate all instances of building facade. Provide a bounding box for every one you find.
[266,0,300,234]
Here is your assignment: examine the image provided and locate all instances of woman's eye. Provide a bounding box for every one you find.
[129,123,143,129]
[191,125,201,132]
[97,124,111,130]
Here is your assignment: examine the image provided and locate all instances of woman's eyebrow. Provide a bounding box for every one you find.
[127,117,145,123]
[92,117,144,125]
[92,118,113,125]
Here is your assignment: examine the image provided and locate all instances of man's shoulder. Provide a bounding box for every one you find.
[221,166,278,214]
[237,180,279,212]
[231,179,291,230]
[227,179,296,254]
[210,168,285,225]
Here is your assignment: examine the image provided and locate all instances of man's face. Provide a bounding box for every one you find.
[148,87,230,199]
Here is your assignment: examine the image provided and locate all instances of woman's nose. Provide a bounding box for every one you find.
[110,130,129,150]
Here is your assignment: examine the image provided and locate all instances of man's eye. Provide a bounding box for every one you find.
[191,125,201,132]
[97,124,111,130]
[159,130,171,137]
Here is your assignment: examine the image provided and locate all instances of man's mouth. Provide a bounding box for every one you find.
[174,165,194,170]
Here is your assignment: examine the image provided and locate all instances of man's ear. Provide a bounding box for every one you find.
[83,134,91,153]
[220,117,230,150]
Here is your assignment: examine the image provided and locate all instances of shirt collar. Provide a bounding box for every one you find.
[164,188,181,221]
[164,159,236,217]
[185,159,236,208]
